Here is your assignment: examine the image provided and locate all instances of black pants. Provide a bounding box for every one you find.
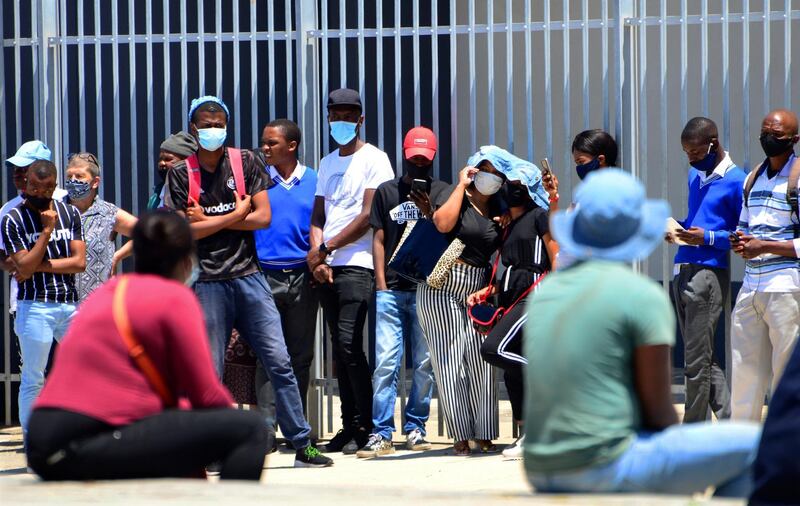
[256,267,319,425]
[317,266,374,431]
[480,302,527,422]
[26,408,269,481]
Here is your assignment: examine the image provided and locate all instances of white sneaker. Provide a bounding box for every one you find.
[405,428,432,451]
[502,434,525,460]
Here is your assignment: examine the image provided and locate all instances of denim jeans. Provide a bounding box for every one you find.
[317,266,374,431]
[194,273,311,449]
[527,422,761,498]
[372,289,433,439]
[16,300,76,434]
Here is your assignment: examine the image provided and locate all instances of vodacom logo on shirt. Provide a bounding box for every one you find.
[203,201,237,215]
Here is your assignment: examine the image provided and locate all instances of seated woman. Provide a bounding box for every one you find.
[26,210,269,481]
[465,149,558,460]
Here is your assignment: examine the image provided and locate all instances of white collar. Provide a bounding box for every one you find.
[268,164,306,188]
[698,152,735,186]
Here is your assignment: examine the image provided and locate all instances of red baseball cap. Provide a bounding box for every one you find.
[403,127,437,162]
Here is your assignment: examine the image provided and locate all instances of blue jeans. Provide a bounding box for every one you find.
[194,273,311,449]
[16,300,76,434]
[372,290,433,439]
[528,422,761,498]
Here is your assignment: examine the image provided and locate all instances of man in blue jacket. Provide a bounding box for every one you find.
[667,117,745,423]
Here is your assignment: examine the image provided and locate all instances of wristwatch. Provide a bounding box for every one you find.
[319,242,332,255]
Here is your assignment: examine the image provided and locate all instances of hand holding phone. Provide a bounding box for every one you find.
[540,158,553,178]
[411,178,427,194]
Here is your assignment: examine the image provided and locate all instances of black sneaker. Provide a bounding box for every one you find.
[294,445,334,468]
[321,428,355,453]
[343,428,370,455]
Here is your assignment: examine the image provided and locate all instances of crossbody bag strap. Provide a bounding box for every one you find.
[505,271,548,313]
[112,277,176,407]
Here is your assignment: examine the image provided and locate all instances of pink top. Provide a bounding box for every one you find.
[35,274,233,426]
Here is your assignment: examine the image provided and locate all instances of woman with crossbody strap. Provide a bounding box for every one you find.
[26,210,269,481]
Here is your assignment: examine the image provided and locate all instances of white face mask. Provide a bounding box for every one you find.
[473,171,504,195]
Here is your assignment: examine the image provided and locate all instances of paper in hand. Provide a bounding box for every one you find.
[665,217,692,246]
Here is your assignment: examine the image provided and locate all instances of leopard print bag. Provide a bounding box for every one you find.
[389,219,465,290]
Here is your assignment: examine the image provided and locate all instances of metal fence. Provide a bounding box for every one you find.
[2,0,799,433]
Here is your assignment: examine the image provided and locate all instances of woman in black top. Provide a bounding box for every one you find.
[469,177,559,460]
[416,162,504,456]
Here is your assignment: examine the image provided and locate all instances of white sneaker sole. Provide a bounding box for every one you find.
[405,442,432,451]
[294,459,334,468]
[356,446,396,458]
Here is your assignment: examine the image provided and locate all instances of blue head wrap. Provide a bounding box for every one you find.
[188,95,230,124]
[466,145,550,210]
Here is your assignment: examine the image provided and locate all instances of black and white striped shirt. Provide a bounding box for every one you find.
[1,200,83,303]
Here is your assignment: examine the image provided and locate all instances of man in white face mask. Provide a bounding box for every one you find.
[308,88,395,453]
[162,96,333,468]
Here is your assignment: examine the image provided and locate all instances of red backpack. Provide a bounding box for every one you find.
[184,147,246,205]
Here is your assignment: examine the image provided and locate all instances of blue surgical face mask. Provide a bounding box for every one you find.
[576,157,601,180]
[689,143,717,173]
[65,178,93,201]
[185,258,200,287]
[330,121,358,146]
[197,127,227,151]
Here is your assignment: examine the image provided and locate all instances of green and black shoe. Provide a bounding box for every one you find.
[294,445,334,468]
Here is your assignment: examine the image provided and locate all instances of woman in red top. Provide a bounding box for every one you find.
[26,210,269,480]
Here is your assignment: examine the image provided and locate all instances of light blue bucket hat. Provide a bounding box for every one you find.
[466,145,550,210]
[551,168,670,262]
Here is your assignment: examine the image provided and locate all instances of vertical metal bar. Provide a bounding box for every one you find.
[198,0,206,95]
[602,0,609,133]
[680,0,687,128]
[250,2,258,148]
[722,0,730,148]
[94,1,104,197]
[525,0,533,162]
[486,0,495,144]
[128,0,139,214]
[394,1,402,168]
[112,0,121,205]
[785,0,792,107]
[449,0,458,182]
[162,0,171,147]
[504,0,513,153]
[562,1,571,177]
[146,0,155,206]
[180,0,188,126]
[660,0,670,291]
[321,0,329,156]
[743,0,751,169]
[544,0,552,158]
[763,0,771,114]
[286,0,295,121]
[431,0,440,178]
[376,0,384,151]
[412,0,421,127]
[637,0,647,275]
[233,0,241,147]
[0,0,6,426]
[14,0,22,148]
[32,0,41,139]
[339,0,346,88]
[468,0,476,153]
[268,0,276,119]
[581,0,589,130]
[701,0,709,116]
[59,0,68,161]
[357,0,365,124]
[77,0,86,150]
[214,0,222,98]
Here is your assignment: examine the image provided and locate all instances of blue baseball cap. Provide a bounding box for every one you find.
[187,95,230,124]
[6,140,52,167]
[551,169,670,262]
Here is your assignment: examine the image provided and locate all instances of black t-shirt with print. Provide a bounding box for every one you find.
[433,183,503,268]
[370,176,450,291]
[163,148,268,281]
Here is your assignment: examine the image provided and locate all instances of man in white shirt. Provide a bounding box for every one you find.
[308,89,394,453]
[1,141,67,314]
[731,109,800,421]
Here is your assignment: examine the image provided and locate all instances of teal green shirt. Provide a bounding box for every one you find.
[523,261,675,473]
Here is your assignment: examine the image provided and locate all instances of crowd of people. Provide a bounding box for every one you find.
[2,88,799,501]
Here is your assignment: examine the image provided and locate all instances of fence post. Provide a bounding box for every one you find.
[37,0,61,170]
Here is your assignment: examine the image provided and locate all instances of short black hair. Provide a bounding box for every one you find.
[191,101,227,123]
[267,119,302,147]
[27,160,57,180]
[681,117,718,144]
[571,130,618,166]
[133,210,196,278]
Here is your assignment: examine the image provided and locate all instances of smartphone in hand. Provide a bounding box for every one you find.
[540,158,553,178]
[411,178,428,194]
[729,232,741,243]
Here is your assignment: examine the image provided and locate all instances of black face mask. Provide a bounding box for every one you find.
[760,132,796,158]
[24,194,52,211]
[157,165,169,183]
[404,160,433,180]
[501,183,530,208]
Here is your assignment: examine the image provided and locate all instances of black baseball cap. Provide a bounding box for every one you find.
[327,88,362,110]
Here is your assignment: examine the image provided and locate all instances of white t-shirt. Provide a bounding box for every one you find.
[315,143,394,269]
[0,189,68,313]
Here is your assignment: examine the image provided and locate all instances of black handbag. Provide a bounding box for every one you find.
[388,219,454,284]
